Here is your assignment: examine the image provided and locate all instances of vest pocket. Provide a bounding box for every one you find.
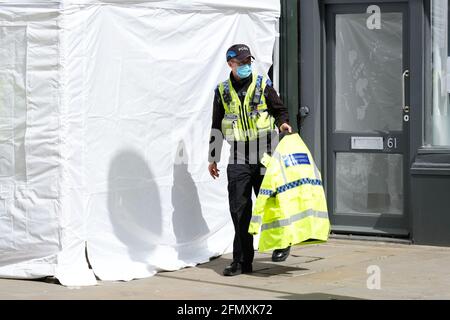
[254,110,274,132]
[222,114,244,141]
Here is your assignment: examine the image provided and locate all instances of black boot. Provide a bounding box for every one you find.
[271,246,291,262]
[223,262,253,276]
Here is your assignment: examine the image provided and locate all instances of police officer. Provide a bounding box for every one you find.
[208,44,292,276]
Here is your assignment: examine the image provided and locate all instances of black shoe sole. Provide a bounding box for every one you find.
[272,257,288,262]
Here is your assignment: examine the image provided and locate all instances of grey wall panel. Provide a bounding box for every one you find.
[411,174,450,246]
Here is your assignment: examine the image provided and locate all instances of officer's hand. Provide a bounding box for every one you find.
[208,162,220,179]
[280,123,293,134]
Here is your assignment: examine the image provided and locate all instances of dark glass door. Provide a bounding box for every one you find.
[326,3,410,236]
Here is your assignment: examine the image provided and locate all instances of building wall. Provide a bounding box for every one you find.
[280,0,450,246]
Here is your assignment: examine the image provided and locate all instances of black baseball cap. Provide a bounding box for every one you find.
[226,44,255,62]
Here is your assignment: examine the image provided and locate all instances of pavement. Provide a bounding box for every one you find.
[1,237,450,300]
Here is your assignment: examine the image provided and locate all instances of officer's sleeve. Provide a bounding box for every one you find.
[264,83,290,129]
[208,87,225,163]
[249,154,275,235]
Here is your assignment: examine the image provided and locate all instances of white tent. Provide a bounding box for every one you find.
[0,0,280,286]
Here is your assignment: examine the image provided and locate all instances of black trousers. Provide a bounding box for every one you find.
[227,163,264,267]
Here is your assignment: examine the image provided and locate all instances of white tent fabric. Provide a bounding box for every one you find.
[0,0,280,286]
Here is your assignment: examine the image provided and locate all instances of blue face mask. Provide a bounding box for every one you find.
[237,64,252,79]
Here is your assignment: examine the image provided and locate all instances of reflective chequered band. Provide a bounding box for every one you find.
[259,189,275,196]
[223,80,230,93]
[276,178,322,194]
[258,178,322,198]
[256,75,263,89]
[261,209,329,232]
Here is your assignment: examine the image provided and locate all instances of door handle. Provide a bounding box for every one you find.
[402,70,410,113]
[299,106,310,118]
[297,106,310,131]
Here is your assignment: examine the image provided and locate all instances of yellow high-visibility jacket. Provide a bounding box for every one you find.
[249,133,330,252]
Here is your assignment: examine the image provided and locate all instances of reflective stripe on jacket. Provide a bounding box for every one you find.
[249,133,330,252]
